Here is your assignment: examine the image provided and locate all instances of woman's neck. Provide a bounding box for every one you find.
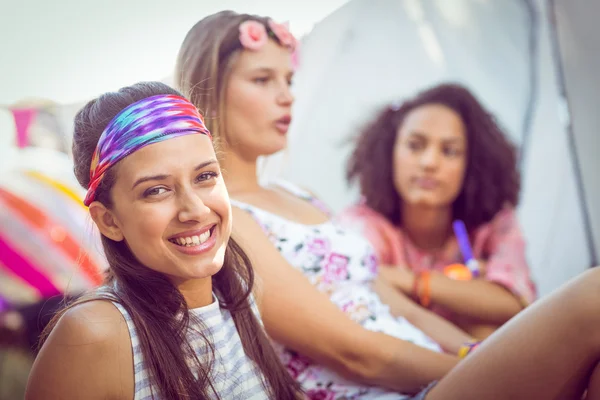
[175,277,214,309]
[221,149,262,195]
[400,203,453,251]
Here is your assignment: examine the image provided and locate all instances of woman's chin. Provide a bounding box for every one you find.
[168,263,224,287]
[261,145,287,157]
[262,134,288,155]
[187,260,225,280]
[407,197,447,209]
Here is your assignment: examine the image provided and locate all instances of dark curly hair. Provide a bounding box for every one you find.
[346,83,520,231]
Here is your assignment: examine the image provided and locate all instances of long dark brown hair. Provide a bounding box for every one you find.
[175,10,284,147]
[41,82,301,399]
[347,82,521,231]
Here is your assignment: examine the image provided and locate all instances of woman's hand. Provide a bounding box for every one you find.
[372,274,474,355]
[378,265,416,295]
[371,274,419,317]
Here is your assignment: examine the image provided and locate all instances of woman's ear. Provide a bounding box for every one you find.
[88,202,124,242]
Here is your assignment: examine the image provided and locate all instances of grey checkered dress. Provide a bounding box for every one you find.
[112,296,270,399]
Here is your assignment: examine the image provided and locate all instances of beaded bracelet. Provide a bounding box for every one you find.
[458,340,481,358]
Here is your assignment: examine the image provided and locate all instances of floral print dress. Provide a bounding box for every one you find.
[231,181,441,400]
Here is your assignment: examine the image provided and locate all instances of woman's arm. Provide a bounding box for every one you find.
[379,266,523,325]
[25,301,133,400]
[429,271,522,324]
[233,207,458,394]
[427,209,535,324]
[371,274,474,354]
[379,208,535,325]
[425,268,600,400]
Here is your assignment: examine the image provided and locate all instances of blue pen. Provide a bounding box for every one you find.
[452,220,480,277]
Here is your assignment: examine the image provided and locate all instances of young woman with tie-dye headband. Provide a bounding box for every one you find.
[174,10,600,400]
[25,82,301,400]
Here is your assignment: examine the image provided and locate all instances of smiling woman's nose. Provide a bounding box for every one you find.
[177,190,211,223]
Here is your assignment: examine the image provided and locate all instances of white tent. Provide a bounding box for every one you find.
[274,0,597,296]
[549,0,600,277]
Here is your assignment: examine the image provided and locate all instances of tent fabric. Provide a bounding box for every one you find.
[274,0,592,296]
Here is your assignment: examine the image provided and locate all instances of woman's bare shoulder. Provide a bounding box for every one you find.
[26,299,134,400]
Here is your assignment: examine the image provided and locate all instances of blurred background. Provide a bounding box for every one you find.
[0,0,598,398]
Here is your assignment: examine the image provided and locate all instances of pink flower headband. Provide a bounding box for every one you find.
[239,19,297,52]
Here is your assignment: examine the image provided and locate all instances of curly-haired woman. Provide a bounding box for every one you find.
[340,83,536,339]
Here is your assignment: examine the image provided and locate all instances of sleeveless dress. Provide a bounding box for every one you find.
[231,181,441,400]
[112,294,271,399]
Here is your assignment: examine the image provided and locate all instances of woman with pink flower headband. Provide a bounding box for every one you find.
[176,10,600,400]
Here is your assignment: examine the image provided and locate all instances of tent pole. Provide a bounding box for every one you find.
[517,0,539,171]
[546,0,598,267]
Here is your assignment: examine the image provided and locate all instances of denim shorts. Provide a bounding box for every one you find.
[410,381,437,400]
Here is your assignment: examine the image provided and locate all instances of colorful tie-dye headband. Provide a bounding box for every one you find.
[84,94,211,206]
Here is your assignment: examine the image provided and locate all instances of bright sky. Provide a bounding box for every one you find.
[1,0,349,105]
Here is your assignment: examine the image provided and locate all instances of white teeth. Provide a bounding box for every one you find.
[199,231,210,244]
[171,229,212,247]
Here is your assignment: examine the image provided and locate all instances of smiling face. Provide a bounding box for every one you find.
[90,134,231,286]
[223,39,294,159]
[393,103,468,209]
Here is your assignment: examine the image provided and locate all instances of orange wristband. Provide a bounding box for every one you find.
[418,271,432,308]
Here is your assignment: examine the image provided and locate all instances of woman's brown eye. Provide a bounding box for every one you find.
[144,187,168,197]
[444,147,461,157]
[195,172,219,183]
[408,141,422,151]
